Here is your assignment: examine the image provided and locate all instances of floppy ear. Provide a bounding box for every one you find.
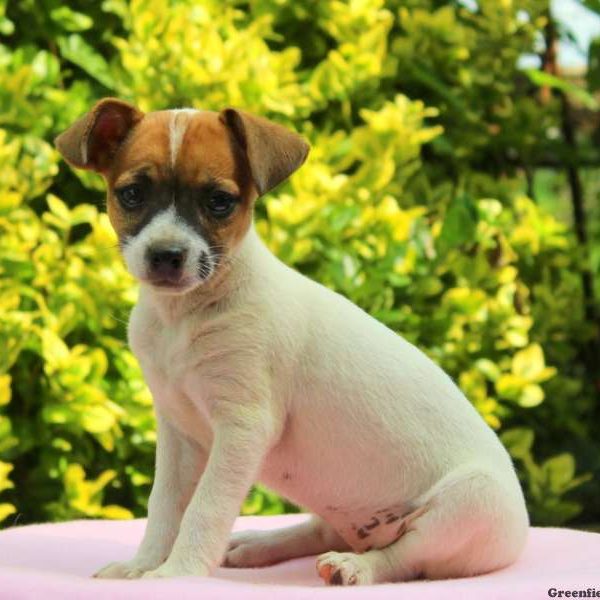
[219,108,309,196]
[54,98,144,172]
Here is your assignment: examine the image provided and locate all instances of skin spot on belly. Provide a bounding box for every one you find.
[364,516,380,530]
[325,501,429,553]
[345,503,429,550]
[281,471,292,480]
[375,507,392,514]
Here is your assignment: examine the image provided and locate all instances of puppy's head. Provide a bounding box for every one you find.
[55,98,308,294]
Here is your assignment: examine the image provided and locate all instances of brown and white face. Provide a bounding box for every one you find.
[54,98,309,295]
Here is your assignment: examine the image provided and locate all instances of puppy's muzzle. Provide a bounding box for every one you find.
[147,246,188,284]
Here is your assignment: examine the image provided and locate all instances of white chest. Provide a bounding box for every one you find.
[128,307,214,446]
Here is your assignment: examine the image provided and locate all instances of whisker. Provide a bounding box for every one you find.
[108,313,130,326]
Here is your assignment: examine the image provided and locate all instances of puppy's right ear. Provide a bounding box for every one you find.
[54,98,144,172]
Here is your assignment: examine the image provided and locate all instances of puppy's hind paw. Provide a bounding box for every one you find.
[316,551,373,586]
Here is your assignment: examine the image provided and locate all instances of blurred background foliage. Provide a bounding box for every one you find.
[0,0,599,528]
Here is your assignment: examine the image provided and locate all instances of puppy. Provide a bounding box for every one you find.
[55,99,529,585]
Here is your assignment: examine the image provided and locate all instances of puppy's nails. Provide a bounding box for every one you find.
[317,562,333,580]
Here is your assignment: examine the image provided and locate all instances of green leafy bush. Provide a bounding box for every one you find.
[0,0,597,528]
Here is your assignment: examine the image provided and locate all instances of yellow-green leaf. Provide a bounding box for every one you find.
[519,384,544,408]
[100,505,134,520]
[46,194,71,222]
[496,374,525,400]
[512,344,548,381]
[0,503,16,523]
[0,374,11,406]
[501,428,534,459]
[0,461,14,493]
[544,454,575,493]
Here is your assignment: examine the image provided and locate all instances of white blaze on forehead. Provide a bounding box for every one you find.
[169,109,199,168]
[134,205,182,245]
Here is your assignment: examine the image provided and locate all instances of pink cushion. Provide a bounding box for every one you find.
[0,514,598,599]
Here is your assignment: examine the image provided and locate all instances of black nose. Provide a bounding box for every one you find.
[147,247,187,281]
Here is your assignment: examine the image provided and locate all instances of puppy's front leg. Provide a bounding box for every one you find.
[143,404,274,578]
[94,411,206,579]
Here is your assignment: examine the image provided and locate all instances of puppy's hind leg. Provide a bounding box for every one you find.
[317,466,529,585]
[223,515,350,568]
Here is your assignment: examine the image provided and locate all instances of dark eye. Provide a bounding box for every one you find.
[116,184,144,209]
[207,191,237,218]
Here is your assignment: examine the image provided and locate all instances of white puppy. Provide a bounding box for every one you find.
[55,99,529,585]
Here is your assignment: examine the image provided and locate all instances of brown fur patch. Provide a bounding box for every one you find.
[104,110,255,256]
[105,111,171,237]
[177,112,255,250]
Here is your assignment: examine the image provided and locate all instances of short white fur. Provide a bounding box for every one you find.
[169,109,198,168]
[97,220,529,583]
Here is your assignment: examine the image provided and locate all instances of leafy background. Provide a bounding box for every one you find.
[0,0,599,528]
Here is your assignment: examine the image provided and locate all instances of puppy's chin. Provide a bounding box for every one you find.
[138,275,206,296]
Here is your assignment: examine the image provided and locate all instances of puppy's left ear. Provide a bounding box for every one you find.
[54,98,144,173]
[219,108,309,196]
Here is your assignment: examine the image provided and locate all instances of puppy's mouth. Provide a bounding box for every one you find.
[152,278,189,288]
[133,251,218,294]
[141,275,197,294]
[141,261,216,294]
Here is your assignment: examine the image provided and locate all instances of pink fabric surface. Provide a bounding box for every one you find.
[0,514,598,599]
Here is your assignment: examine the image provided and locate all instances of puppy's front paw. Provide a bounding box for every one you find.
[142,560,210,579]
[93,559,154,579]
